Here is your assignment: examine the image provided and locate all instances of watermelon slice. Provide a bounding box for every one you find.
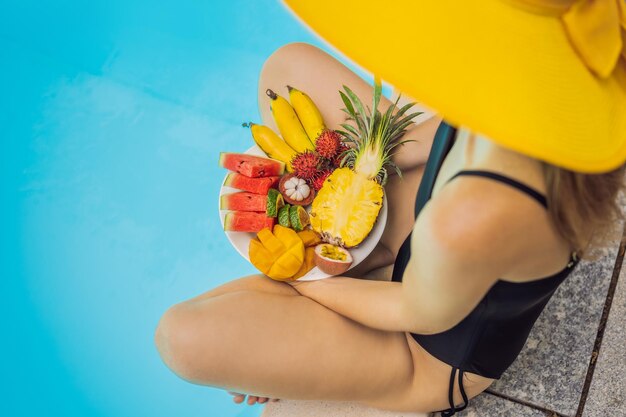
[218,152,285,178]
[224,172,280,194]
[224,211,276,232]
[220,192,267,212]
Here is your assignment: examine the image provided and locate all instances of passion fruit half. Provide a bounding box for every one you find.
[314,244,353,276]
[279,173,315,206]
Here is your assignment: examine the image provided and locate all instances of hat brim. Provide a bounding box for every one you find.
[284,0,626,173]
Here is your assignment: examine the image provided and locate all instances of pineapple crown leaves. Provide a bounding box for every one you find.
[335,78,423,185]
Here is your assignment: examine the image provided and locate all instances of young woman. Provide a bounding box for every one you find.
[154,1,626,415]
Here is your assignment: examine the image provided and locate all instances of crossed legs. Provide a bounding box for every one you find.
[154,274,424,410]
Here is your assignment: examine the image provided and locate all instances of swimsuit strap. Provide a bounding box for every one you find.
[446,170,548,209]
[414,122,458,218]
[440,367,469,416]
[457,369,469,412]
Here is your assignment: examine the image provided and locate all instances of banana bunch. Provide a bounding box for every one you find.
[266,88,313,153]
[247,86,326,171]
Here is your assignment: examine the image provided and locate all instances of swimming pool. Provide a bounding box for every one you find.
[0,1,376,416]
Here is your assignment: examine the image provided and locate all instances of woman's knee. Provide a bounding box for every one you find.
[154,289,294,385]
[263,42,322,69]
[154,302,216,383]
[260,42,328,82]
[154,303,189,378]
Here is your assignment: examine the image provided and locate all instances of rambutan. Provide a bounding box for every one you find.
[331,143,350,168]
[315,130,342,159]
[312,170,333,191]
[291,150,320,181]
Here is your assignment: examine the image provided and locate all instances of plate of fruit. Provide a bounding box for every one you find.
[217,82,420,281]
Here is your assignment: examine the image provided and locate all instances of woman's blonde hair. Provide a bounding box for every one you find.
[542,163,626,261]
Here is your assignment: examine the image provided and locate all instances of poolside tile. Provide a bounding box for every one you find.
[260,393,548,417]
[261,400,427,417]
[488,237,622,416]
[582,254,626,417]
[458,392,548,416]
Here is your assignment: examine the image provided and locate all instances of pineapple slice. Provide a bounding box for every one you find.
[310,169,382,247]
[310,79,420,247]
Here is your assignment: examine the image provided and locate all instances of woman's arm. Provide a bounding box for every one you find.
[288,277,411,332]
[401,179,534,334]
[289,181,526,335]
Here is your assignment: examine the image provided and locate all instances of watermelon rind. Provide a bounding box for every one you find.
[220,194,228,210]
[224,172,234,187]
[223,212,235,231]
[218,152,227,168]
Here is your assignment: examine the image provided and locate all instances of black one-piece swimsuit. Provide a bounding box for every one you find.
[391,122,580,416]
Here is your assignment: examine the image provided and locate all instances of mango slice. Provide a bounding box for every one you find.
[297,229,322,247]
[292,247,316,279]
[249,225,305,281]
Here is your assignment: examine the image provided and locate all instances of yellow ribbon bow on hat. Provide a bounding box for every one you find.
[510,0,626,78]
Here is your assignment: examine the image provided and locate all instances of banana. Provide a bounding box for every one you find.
[248,122,297,172]
[288,86,326,143]
[266,89,314,153]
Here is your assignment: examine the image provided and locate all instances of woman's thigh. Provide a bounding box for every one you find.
[258,43,388,131]
[155,277,429,411]
[258,42,436,171]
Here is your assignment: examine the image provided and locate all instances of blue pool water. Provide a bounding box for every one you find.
[0,1,375,416]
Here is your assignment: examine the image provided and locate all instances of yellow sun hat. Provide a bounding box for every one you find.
[283,0,626,173]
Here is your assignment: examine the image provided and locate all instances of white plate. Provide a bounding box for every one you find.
[219,145,387,280]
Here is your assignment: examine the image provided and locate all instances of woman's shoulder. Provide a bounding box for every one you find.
[411,171,571,281]
[414,175,553,269]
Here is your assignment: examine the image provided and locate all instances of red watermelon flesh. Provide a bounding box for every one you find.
[220,192,267,212]
[219,152,285,177]
[224,211,275,232]
[224,172,280,194]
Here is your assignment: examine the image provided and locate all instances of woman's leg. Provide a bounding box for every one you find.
[154,281,432,412]
[183,276,300,404]
[259,42,437,172]
[185,274,299,303]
